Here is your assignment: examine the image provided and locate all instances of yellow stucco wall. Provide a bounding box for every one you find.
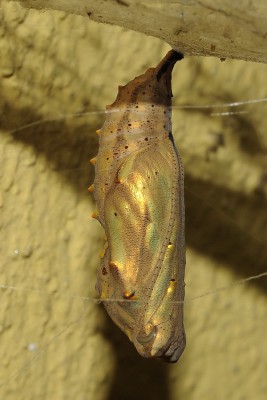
[1,1,267,399]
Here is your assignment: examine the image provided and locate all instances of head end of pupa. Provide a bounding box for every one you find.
[106,50,184,110]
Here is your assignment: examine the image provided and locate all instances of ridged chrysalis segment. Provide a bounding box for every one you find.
[92,50,186,363]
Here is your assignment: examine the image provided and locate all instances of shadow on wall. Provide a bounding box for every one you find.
[103,318,171,400]
[1,102,267,399]
[185,174,267,295]
[1,102,99,192]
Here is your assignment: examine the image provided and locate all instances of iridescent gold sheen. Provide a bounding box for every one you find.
[91,50,186,363]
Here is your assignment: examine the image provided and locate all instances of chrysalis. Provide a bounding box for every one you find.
[90,50,186,363]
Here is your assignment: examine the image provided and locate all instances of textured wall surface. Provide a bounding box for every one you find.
[0,1,267,400]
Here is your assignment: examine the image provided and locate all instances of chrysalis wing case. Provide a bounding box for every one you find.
[90,50,186,363]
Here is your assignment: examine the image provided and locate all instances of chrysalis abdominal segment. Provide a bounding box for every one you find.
[90,50,186,363]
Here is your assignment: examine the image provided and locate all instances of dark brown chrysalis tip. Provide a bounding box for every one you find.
[106,50,184,110]
[155,50,184,99]
[156,51,184,82]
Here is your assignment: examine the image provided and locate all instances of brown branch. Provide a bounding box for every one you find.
[15,0,267,63]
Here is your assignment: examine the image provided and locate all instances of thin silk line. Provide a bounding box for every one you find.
[6,97,267,135]
[1,271,266,305]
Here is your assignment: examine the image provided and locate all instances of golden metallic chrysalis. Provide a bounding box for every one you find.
[90,50,186,362]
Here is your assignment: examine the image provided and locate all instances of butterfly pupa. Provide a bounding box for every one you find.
[91,50,186,363]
